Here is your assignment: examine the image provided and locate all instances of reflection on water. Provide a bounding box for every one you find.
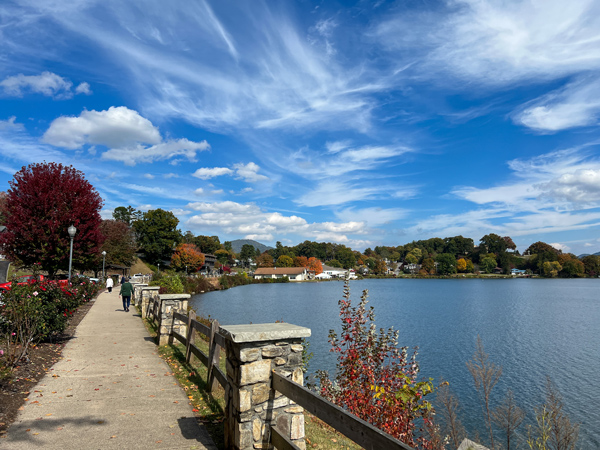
[192,278,600,447]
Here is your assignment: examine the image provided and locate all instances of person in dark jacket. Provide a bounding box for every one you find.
[119,277,134,312]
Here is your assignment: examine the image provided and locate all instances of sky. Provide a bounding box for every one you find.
[1,0,600,255]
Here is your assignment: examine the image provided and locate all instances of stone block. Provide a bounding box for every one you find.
[261,345,284,357]
[276,414,290,436]
[291,344,303,352]
[287,351,302,366]
[292,368,303,385]
[240,347,260,362]
[252,382,270,405]
[274,357,286,366]
[235,421,253,448]
[271,396,289,409]
[240,359,271,385]
[291,414,304,440]
[252,418,264,441]
[233,387,252,412]
[285,406,303,414]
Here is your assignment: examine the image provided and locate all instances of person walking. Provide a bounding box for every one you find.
[119,277,134,312]
[106,276,114,293]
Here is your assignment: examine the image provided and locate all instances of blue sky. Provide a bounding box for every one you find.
[1,0,600,255]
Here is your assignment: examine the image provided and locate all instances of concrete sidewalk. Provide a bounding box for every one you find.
[3,289,217,450]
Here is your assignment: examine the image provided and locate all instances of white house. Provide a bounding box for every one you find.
[321,264,347,278]
[253,267,310,281]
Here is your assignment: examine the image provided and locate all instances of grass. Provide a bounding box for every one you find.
[140,308,366,450]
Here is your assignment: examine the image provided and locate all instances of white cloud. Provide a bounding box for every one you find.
[336,207,408,226]
[550,243,570,252]
[102,138,209,166]
[0,116,25,132]
[163,173,179,179]
[296,181,382,207]
[377,0,600,86]
[184,200,371,244]
[43,106,209,165]
[540,169,600,203]
[192,167,234,180]
[233,162,269,182]
[143,173,155,179]
[514,77,600,131]
[0,72,78,98]
[75,82,92,95]
[44,106,161,149]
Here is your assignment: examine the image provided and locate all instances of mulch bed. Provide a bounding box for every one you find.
[0,296,97,437]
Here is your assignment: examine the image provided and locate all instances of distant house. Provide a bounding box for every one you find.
[511,268,527,276]
[254,267,310,281]
[321,265,347,278]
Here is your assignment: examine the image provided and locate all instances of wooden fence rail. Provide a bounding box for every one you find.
[272,371,413,450]
[152,303,414,450]
[171,310,227,392]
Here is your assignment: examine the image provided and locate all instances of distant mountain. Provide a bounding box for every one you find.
[578,252,600,258]
[230,239,272,255]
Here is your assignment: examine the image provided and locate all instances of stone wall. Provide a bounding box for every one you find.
[157,294,190,346]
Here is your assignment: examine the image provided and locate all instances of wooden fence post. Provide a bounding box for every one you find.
[186,310,196,364]
[207,319,220,393]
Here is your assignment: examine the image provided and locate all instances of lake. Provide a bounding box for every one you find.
[191,278,600,448]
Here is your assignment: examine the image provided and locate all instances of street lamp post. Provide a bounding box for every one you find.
[157,263,160,274]
[102,251,107,280]
[68,225,77,283]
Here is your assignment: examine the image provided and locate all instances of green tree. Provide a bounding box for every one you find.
[480,256,497,274]
[480,233,508,255]
[113,205,142,226]
[255,252,274,267]
[436,253,457,275]
[276,255,294,267]
[132,209,181,265]
[560,259,584,277]
[336,246,356,269]
[240,244,256,267]
[194,235,221,254]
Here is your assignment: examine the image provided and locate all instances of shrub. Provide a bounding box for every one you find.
[316,279,440,449]
[150,273,185,294]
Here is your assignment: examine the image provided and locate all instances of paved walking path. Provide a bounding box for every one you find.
[3,289,217,450]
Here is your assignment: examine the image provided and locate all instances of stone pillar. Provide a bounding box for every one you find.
[220,323,311,450]
[156,294,190,346]
[132,283,148,307]
[140,286,161,316]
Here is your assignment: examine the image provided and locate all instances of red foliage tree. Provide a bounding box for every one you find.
[316,281,440,449]
[0,163,104,278]
[307,256,323,275]
[293,255,308,267]
[171,243,205,272]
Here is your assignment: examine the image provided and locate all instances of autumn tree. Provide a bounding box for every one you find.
[171,243,205,272]
[0,191,7,224]
[581,255,600,277]
[422,257,435,274]
[0,163,104,278]
[293,255,308,267]
[307,257,323,275]
[276,255,294,267]
[215,249,232,265]
[373,259,388,275]
[456,258,467,273]
[255,252,274,268]
[132,209,181,264]
[99,220,137,267]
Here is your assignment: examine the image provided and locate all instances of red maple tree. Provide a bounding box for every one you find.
[171,243,205,272]
[0,163,104,278]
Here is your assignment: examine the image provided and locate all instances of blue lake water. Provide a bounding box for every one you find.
[191,278,600,448]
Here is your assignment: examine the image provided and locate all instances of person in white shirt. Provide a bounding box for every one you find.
[106,276,114,293]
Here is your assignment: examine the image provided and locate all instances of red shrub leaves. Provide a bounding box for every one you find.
[316,280,442,449]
